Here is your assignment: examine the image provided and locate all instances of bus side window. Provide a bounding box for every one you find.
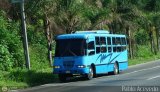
[88,41,95,50]
[120,38,123,45]
[101,47,107,53]
[108,47,112,52]
[96,47,101,53]
[122,38,126,45]
[95,37,101,54]
[113,47,117,52]
[100,37,107,53]
[116,37,121,45]
[120,37,127,51]
[117,47,121,52]
[95,37,100,45]
[107,37,112,52]
[88,41,95,55]
[100,37,106,45]
[107,37,111,45]
[112,37,116,45]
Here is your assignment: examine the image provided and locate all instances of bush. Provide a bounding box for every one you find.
[135,29,149,45]
[136,45,153,58]
[0,45,12,71]
[27,24,47,45]
[0,10,25,71]
[29,44,48,70]
[8,68,57,86]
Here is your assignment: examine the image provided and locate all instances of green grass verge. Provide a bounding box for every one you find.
[0,68,58,91]
[0,81,28,90]
[129,53,160,66]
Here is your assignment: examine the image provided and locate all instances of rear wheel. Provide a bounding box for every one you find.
[113,63,119,75]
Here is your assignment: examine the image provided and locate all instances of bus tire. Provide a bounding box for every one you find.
[58,74,67,82]
[113,63,119,75]
[87,67,94,80]
[92,65,97,78]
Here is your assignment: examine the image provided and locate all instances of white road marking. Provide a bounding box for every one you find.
[122,65,160,75]
[41,83,70,86]
[147,75,160,80]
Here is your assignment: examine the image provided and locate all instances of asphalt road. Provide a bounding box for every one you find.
[12,60,160,92]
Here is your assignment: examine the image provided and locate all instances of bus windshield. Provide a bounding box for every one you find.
[55,39,86,57]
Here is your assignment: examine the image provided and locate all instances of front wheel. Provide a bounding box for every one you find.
[58,74,67,82]
[86,67,94,80]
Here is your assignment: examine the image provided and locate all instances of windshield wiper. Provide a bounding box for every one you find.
[68,49,77,56]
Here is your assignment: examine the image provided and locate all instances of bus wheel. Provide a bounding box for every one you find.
[58,74,67,82]
[113,63,119,75]
[87,67,94,80]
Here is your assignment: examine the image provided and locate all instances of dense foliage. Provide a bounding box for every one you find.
[0,10,24,71]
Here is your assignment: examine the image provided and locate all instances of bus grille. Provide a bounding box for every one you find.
[63,61,74,69]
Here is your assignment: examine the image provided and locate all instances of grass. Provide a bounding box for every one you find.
[128,45,160,66]
[129,57,158,66]
[0,81,28,90]
[0,68,59,91]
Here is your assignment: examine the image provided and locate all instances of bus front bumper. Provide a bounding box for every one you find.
[53,68,89,74]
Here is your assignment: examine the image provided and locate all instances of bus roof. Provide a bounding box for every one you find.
[56,30,126,40]
[75,30,109,34]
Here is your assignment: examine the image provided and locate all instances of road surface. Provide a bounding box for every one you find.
[12,60,160,92]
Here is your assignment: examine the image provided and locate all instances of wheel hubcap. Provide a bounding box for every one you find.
[114,65,118,74]
[88,68,93,79]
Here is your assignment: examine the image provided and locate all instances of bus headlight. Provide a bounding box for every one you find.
[54,66,60,69]
[77,65,86,68]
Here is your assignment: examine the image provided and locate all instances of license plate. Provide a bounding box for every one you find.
[66,71,70,73]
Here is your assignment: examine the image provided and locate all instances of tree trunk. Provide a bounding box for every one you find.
[151,26,157,55]
[126,26,133,59]
[158,31,160,51]
[148,25,158,55]
[149,32,153,53]
[156,29,159,51]
[149,24,153,53]
[152,26,157,55]
[132,38,136,58]
[44,14,53,67]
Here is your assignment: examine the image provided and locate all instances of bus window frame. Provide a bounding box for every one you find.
[87,41,95,56]
[107,37,112,53]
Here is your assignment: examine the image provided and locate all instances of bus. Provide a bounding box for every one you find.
[53,30,128,82]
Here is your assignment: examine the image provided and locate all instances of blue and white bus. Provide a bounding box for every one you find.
[53,30,128,81]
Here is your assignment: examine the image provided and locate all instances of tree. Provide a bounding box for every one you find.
[141,0,160,54]
[107,0,143,58]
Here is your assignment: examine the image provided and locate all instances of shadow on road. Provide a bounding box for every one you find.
[9,70,125,87]
[60,73,115,83]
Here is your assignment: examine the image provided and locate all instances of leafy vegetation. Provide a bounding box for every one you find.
[0,0,160,89]
[0,10,24,71]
